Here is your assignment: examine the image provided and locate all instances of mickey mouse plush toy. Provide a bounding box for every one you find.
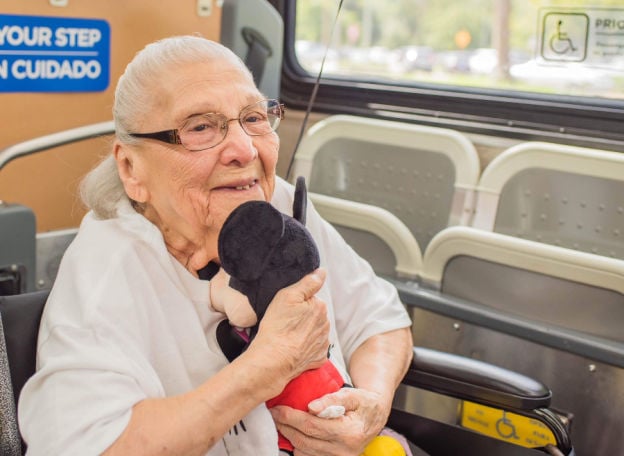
[211,177,407,456]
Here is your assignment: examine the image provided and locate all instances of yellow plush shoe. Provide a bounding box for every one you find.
[362,435,406,456]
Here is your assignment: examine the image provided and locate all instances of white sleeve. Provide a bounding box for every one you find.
[18,231,169,456]
[19,323,153,455]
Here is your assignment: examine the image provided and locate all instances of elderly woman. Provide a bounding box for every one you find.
[18,36,413,455]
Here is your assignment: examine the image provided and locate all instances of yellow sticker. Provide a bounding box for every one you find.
[460,401,557,448]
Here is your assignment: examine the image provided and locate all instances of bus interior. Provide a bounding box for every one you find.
[2,1,624,454]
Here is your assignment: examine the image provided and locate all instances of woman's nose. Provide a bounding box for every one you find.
[219,121,257,165]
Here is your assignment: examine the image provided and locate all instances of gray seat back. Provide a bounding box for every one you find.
[0,317,21,456]
[417,226,624,456]
[220,0,283,100]
[293,115,480,252]
[310,192,422,279]
[473,141,624,259]
[442,255,624,341]
[0,290,49,455]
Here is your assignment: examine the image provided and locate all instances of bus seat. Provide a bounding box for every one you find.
[0,121,114,295]
[220,0,284,100]
[390,346,573,455]
[472,141,624,259]
[0,289,48,455]
[402,226,624,455]
[0,204,36,295]
[0,316,21,455]
[35,229,78,292]
[309,192,422,280]
[291,115,480,251]
[0,290,573,455]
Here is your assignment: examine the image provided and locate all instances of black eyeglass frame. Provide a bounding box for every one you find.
[127,99,285,151]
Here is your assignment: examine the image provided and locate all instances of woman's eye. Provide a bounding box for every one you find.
[243,112,267,124]
[185,117,219,133]
[191,123,211,132]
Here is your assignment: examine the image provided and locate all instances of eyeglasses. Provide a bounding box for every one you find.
[127,99,285,151]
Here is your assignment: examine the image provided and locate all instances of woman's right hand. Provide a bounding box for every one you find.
[247,268,330,396]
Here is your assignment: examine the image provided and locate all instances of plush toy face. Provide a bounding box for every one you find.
[210,269,256,328]
[213,178,320,361]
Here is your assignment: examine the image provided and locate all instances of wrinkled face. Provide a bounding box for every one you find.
[114,56,279,263]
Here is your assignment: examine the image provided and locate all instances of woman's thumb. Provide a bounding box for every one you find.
[297,268,326,299]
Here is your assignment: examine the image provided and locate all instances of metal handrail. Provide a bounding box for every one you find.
[0,120,115,171]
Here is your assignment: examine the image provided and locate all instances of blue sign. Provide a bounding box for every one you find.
[0,14,110,93]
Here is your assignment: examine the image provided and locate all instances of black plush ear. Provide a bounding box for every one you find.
[293,176,307,225]
[218,201,285,281]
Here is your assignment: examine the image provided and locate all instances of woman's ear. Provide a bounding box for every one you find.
[113,141,149,203]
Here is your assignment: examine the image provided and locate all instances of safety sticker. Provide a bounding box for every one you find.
[460,401,557,448]
[0,14,110,92]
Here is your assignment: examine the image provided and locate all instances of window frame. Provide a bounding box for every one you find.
[271,0,624,152]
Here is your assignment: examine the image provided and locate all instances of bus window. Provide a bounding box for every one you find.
[278,0,624,150]
[293,0,623,100]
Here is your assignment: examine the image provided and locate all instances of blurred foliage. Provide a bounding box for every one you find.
[294,0,624,99]
[296,0,624,53]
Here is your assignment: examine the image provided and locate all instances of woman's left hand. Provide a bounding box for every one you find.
[270,387,390,456]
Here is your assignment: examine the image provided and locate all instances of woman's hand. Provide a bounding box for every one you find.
[270,387,390,456]
[271,328,413,455]
[245,268,330,396]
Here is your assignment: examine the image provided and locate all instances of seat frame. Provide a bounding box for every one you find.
[0,290,573,455]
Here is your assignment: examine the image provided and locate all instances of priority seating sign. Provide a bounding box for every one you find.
[0,14,110,92]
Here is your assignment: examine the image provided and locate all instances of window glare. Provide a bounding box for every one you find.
[295,0,624,100]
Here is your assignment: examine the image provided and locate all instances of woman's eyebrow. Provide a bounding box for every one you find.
[175,106,220,124]
[176,95,265,122]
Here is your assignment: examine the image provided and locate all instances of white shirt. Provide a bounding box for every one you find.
[19,177,412,455]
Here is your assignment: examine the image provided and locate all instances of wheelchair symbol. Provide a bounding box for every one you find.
[496,411,519,439]
[550,20,577,54]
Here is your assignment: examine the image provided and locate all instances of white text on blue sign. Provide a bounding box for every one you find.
[0,14,110,92]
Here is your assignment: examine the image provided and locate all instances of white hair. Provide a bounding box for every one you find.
[80,35,253,219]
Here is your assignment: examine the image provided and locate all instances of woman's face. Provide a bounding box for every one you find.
[114,57,279,267]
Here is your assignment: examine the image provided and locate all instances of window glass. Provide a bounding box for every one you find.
[295,0,624,101]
